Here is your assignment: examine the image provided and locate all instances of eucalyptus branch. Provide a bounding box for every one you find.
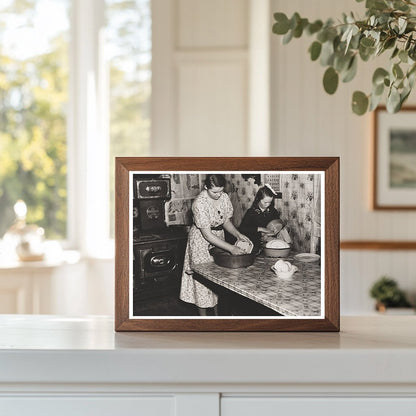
[272,0,416,115]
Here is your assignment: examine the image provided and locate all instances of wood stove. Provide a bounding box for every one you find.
[132,175,190,316]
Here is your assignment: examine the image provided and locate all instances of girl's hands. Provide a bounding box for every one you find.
[259,227,275,237]
[269,224,282,234]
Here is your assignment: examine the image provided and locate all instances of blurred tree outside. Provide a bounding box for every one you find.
[0,0,69,239]
[106,0,151,237]
[0,0,151,241]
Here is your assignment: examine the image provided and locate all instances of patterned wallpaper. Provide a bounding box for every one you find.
[276,174,321,254]
[164,173,321,254]
[165,174,202,226]
[224,174,261,227]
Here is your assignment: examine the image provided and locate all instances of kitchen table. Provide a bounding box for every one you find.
[192,254,321,316]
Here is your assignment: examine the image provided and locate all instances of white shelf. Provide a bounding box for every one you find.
[0,315,415,388]
[1,315,416,415]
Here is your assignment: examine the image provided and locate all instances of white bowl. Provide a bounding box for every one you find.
[271,264,297,279]
[263,246,290,258]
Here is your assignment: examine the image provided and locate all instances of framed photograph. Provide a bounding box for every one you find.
[373,106,416,210]
[115,157,339,331]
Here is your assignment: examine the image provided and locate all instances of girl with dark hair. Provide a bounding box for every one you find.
[180,174,250,315]
[239,184,283,252]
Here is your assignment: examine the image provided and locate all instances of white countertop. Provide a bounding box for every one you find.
[0,315,415,388]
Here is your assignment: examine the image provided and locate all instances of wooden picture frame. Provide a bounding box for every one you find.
[115,157,339,331]
[373,106,416,210]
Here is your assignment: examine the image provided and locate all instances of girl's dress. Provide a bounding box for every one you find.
[239,205,280,251]
[179,190,233,308]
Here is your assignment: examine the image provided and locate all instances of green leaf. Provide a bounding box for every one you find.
[323,67,339,94]
[374,82,385,96]
[408,75,416,92]
[408,68,416,87]
[342,56,358,82]
[383,37,396,50]
[399,49,408,63]
[334,52,351,72]
[359,44,375,61]
[273,13,290,35]
[393,63,404,79]
[344,25,359,53]
[350,32,361,49]
[372,67,389,86]
[360,37,375,48]
[408,63,416,79]
[317,30,327,43]
[293,18,309,38]
[391,47,399,59]
[405,34,413,51]
[282,29,293,44]
[365,0,388,10]
[400,87,411,106]
[307,20,323,35]
[398,17,407,34]
[386,87,401,112]
[290,12,301,30]
[309,41,322,61]
[352,91,369,115]
[393,0,409,11]
[409,44,416,61]
[320,40,335,66]
[369,92,383,111]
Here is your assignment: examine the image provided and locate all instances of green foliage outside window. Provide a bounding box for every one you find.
[0,0,151,240]
[0,1,69,238]
[107,0,151,237]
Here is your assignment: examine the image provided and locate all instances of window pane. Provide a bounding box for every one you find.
[0,0,70,239]
[106,0,151,237]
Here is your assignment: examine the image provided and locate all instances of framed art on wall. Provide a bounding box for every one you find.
[115,157,339,331]
[374,106,416,210]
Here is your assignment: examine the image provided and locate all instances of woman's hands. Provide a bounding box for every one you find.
[229,245,245,255]
[236,232,251,243]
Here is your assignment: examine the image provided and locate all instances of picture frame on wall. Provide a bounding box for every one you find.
[373,106,416,210]
[115,157,340,332]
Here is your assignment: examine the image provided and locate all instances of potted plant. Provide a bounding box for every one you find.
[272,0,416,115]
[369,276,413,312]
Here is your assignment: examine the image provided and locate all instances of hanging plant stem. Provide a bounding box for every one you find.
[272,0,416,114]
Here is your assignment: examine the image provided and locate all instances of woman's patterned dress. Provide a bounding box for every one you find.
[179,190,233,308]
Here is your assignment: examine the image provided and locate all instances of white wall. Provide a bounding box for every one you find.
[271,0,416,313]
[152,0,270,156]
[43,0,416,316]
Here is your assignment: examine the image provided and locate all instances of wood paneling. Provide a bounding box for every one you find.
[177,61,247,156]
[177,0,248,49]
[152,0,250,156]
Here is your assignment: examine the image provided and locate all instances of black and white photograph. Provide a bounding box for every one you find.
[130,171,324,319]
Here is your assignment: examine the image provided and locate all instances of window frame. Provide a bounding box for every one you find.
[68,0,111,257]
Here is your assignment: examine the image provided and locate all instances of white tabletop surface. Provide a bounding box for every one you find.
[1,314,415,350]
[0,315,415,386]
